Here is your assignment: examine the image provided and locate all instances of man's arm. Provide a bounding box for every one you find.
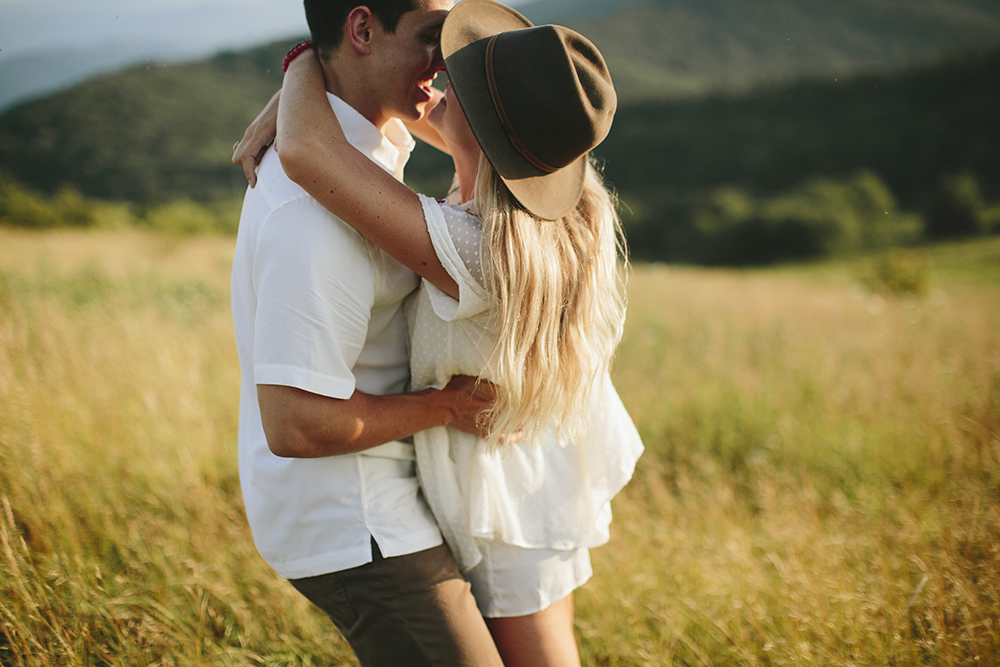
[258,375,493,458]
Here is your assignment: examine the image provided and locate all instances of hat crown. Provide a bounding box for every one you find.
[487,26,616,171]
[441,0,617,220]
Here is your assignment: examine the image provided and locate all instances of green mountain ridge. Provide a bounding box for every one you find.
[559,0,1000,101]
[601,51,1000,203]
[0,0,997,264]
[0,44,290,203]
[599,49,1000,262]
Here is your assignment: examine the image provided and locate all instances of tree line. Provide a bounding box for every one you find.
[1,44,997,264]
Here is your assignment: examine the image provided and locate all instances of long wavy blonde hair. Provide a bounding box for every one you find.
[474,155,628,449]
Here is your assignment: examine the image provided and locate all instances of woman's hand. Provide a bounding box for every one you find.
[232,90,280,187]
[403,87,450,155]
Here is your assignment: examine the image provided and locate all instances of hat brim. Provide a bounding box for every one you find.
[442,0,587,221]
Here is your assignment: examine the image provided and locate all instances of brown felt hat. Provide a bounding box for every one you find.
[441,0,617,221]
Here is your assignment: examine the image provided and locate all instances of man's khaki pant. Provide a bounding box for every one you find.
[289,540,503,667]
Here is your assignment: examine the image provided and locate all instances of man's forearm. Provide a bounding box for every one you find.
[258,378,490,458]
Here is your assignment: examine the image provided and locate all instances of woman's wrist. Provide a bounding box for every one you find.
[282,40,313,72]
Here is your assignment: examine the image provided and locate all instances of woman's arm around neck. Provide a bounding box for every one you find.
[277,53,459,299]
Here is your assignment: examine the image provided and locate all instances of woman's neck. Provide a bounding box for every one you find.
[452,144,481,204]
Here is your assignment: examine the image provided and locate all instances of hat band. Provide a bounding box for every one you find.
[485,34,558,175]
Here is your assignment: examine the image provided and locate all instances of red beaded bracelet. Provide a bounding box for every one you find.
[282,40,313,72]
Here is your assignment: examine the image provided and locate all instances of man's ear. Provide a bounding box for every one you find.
[346,6,376,55]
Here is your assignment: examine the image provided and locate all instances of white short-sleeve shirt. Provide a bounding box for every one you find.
[231,94,442,579]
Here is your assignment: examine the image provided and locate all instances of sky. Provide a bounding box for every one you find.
[0,0,530,62]
[0,0,311,62]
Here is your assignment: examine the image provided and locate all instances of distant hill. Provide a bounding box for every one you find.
[404,47,1000,205]
[549,0,1000,101]
[518,0,643,24]
[600,49,1000,204]
[0,43,183,113]
[1,0,999,207]
[597,49,1000,262]
[0,42,294,203]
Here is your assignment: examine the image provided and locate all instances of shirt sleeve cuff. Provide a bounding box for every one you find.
[254,363,357,400]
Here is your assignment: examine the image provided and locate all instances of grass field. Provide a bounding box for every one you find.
[1,227,998,666]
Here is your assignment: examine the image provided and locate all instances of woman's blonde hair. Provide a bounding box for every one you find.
[474,155,628,448]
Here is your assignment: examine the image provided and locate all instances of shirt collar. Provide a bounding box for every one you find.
[328,93,416,182]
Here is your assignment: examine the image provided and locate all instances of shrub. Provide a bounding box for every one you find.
[0,176,101,229]
[854,247,932,296]
[981,205,1000,235]
[683,170,920,265]
[848,170,922,250]
[925,173,987,237]
[139,197,241,235]
[51,186,98,228]
[0,178,58,227]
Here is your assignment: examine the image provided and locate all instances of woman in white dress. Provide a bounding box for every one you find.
[262,1,643,664]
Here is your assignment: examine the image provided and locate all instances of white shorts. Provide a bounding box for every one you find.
[465,540,592,618]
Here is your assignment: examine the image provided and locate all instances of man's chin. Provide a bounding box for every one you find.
[399,103,426,124]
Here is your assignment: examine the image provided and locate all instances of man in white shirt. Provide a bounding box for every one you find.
[230,0,503,665]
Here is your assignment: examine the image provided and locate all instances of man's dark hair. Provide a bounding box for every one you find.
[304,0,420,54]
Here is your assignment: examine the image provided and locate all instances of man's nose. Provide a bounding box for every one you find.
[431,44,446,74]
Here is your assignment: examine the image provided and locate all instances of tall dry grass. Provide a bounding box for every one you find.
[0,229,351,665]
[1,227,998,665]
[581,256,1000,665]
